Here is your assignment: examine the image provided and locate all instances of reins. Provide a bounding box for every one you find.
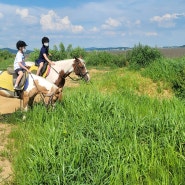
[29,72,55,107]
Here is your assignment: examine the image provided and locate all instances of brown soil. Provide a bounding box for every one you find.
[0,123,13,184]
[0,96,20,115]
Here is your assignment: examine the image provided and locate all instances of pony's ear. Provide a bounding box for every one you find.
[74,57,80,63]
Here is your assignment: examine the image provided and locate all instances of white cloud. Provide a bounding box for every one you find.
[40,10,84,33]
[16,8,29,18]
[145,32,158,36]
[150,13,185,28]
[104,31,117,36]
[135,20,141,25]
[0,12,4,19]
[16,8,38,24]
[102,17,121,29]
[90,27,99,32]
[121,32,126,37]
[71,25,84,33]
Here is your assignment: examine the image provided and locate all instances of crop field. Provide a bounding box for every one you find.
[159,47,185,58]
[111,47,185,59]
[0,67,184,185]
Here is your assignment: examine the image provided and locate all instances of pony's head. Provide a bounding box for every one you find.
[73,57,90,82]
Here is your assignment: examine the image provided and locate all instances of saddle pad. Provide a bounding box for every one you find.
[0,71,13,91]
[30,65,50,78]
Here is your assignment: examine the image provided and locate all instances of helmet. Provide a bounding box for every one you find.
[16,40,28,49]
[42,37,49,44]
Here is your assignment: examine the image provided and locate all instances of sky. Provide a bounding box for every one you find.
[0,0,185,50]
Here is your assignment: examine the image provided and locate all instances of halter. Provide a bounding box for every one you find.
[73,59,89,79]
[50,58,89,81]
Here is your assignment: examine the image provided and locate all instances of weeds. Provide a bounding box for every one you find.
[10,76,185,185]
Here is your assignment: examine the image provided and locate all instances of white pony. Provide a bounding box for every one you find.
[0,73,62,111]
[26,57,90,88]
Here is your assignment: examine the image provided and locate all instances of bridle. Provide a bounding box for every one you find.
[72,59,89,80]
[50,59,89,81]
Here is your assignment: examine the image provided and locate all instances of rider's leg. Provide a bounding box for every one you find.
[36,62,44,76]
[14,70,24,88]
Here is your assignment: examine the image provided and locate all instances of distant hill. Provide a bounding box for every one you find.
[0,48,33,54]
[85,46,131,51]
[0,48,17,54]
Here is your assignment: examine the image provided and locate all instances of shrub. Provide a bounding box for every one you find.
[142,57,185,99]
[0,50,14,69]
[127,43,162,69]
[70,47,87,58]
[0,50,13,60]
[28,48,40,61]
[85,51,126,67]
[171,59,185,99]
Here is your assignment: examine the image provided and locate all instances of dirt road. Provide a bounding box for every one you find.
[0,96,20,115]
[0,123,13,184]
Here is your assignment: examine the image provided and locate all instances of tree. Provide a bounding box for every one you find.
[59,42,67,59]
[53,45,58,51]
[66,44,73,58]
[70,47,86,58]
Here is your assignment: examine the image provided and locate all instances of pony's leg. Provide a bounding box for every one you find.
[28,94,37,108]
[22,92,29,112]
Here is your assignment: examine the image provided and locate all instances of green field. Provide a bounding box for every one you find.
[0,46,185,184]
[1,67,183,185]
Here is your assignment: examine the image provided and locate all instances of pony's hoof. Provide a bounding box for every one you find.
[22,115,26,120]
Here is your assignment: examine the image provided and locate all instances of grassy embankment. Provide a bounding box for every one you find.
[3,66,184,185]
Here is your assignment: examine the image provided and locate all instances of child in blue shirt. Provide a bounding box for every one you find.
[36,37,55,76]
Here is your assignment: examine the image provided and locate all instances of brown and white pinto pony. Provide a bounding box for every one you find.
[26,57,90,88]
[0,74,62,111]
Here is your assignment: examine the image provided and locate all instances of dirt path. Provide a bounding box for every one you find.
[0,123,13,184]
[0,97,19,183]
[0,96,20,115]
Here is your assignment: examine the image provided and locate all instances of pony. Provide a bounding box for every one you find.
[26,57,90,88]
[0,72,62,111]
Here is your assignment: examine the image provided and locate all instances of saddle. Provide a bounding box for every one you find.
[7,67,28,90]
[35,60,48,76]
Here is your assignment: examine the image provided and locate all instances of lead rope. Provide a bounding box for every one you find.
[29,72,46,105]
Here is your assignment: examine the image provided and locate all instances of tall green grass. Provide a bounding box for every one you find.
[0,58,13,70]
[8,69,185,185]
[142,57,185,98]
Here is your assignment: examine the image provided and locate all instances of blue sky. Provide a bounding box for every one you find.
[0,0,185,50]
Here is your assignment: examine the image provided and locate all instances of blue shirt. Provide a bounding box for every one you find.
[37,46,49,63]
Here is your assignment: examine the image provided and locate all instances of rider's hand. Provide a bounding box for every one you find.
[26,68,30,73]
[51,62,55,65]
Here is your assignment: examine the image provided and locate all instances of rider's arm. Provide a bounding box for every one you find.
[43,53,55,65]
[43,53,54,65]
[18,62,29,71]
